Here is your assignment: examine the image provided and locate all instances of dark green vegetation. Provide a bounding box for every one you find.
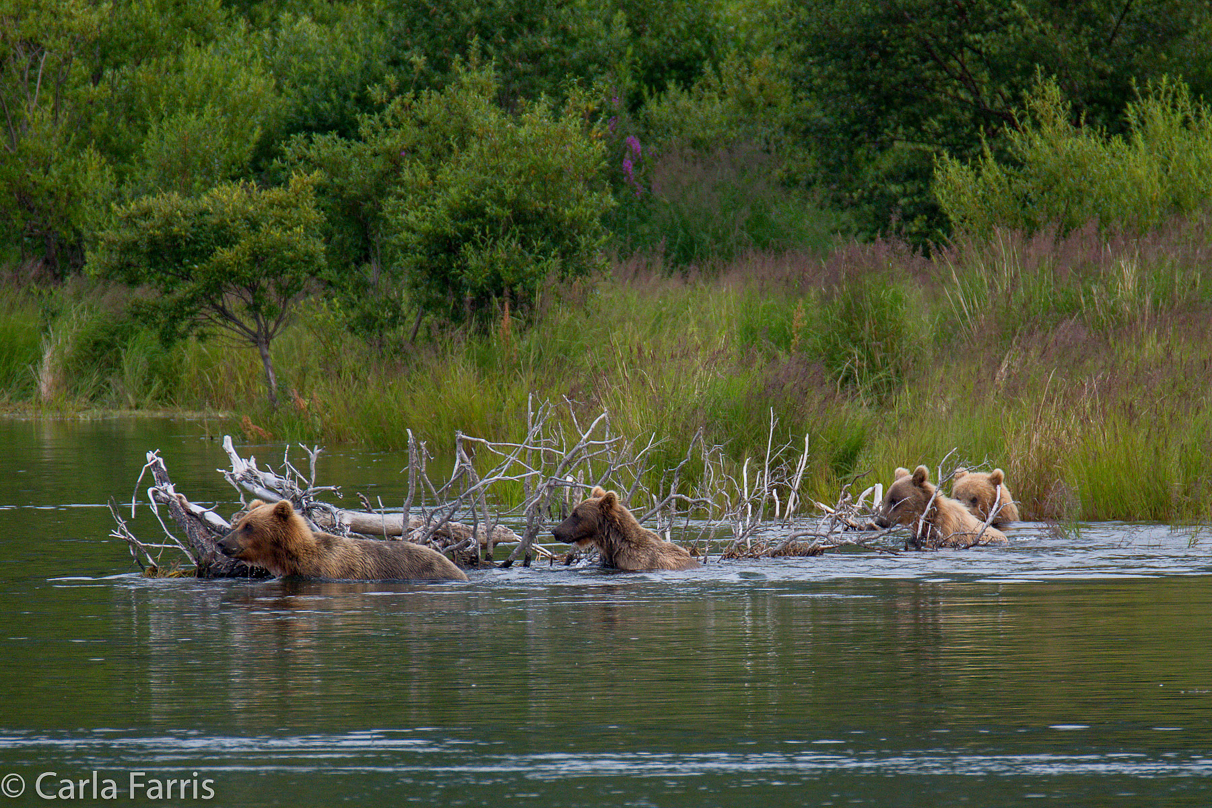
[3,0,1212,523]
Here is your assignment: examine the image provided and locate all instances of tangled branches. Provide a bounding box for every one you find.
[112,401,919,577]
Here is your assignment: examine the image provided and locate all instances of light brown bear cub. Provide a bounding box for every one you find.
[552,486,698,571]
[218,499,468,581]
[874,466,1006,548]
[952,467,1019,528]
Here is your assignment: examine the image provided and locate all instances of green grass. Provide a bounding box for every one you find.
[5,220,1212,522]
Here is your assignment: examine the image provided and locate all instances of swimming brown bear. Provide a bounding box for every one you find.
[952,467,1019,528]
[552,487,699,571]
[874,466,1007,548]
[218,499,468,581]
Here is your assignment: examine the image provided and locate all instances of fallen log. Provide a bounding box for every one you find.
[311,509,521,546]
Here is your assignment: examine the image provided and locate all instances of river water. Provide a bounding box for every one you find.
[1,417,1210,806]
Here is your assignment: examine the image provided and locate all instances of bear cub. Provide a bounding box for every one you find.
[952,467,1019,528]
[218,499,468,581]
[874,466,1006,548]
[552,486,698,571]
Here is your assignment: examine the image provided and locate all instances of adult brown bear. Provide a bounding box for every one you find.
[218,499,467,581]
[552,487,698,571]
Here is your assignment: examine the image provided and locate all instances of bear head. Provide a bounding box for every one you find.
[873,465,935,528]
[952,467,1013,523]
[551,486,616,547]
[217,499,299,562]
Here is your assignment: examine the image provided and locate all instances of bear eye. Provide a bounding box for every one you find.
[971,497,979,505]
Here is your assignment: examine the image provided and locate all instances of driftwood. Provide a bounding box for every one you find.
[718,472,899,559]
[114,402,988,578]
[219,435,523,550]
[112,451,267,578]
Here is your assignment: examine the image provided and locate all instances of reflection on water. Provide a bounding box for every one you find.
[1,418,1212,806]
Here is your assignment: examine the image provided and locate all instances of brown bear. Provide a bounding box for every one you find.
[874,466,1007,548]
[218,499,468,581]
[552,486,699,571]
[952,467,1019,528]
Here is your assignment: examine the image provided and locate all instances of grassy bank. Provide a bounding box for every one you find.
[4,220,1212,524]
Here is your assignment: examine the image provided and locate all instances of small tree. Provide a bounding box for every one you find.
[89,174,326,408]
[381,64,614,326]
[285,62,614,341]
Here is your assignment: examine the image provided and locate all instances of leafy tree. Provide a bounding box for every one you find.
[285,63,612,339]
[106,34,282,197]
[786,0,1212,243]
[611,0,722,101]
[382,66,613,326]
[0,0,114,275]
[258,10,399,142]
[389,0,628,107]
[88,174,326,408]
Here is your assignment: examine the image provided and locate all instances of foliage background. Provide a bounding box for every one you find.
[3,0,1212,523]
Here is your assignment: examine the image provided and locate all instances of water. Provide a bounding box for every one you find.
[1,417,1211,806]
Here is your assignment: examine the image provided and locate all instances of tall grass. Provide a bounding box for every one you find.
[5,218,1212,522]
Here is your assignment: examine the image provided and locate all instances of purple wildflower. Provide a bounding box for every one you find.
[625,135,641,157]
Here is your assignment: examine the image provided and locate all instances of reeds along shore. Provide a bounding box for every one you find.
[4,219,1212,525]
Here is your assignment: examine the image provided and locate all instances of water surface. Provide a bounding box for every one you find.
[1,418,1210,806]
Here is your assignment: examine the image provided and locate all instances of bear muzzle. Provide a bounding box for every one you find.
[216,531,243,558]
[551,519,590,546]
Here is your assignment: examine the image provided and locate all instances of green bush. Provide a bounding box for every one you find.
[606,49,839,267]
[380,64,614,325]
[57,310,183,406]
[935,76,1212,238]
[609,144,839,267]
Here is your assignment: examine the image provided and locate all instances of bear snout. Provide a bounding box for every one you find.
[217,532,241,557]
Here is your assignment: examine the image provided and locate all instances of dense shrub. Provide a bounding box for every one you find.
[935,77,1212,238]
[289,63,613,334]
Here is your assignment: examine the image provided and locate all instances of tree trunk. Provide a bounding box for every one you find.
[257,336,279,409]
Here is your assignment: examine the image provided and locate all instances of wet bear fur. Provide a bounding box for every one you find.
[952,467,1019,528]
[218,499,468,581]
[874,466,1007,548]
[552,486,698,571]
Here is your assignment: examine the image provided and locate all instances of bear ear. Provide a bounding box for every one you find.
[953,468,968,480]
[590,486,608,498]
[912,465,930,486]
[598,490,619,510]
[893,467,910,480]
[272,500,295,520]
[990,468,1005,486]
[248,499,266,509]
